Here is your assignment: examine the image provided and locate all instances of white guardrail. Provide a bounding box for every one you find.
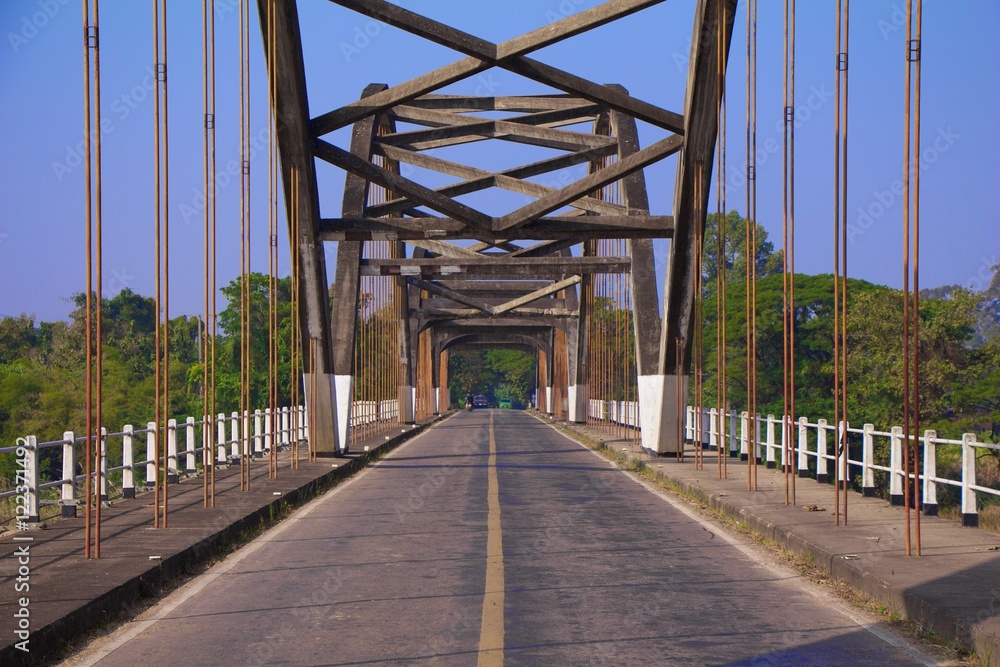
[2,401,398,525]
[587,399,999,527]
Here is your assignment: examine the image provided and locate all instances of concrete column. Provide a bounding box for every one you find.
[166,420,178,484]
[923,430,938,515]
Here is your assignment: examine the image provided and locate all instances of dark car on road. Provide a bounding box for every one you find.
[473,395,489,408]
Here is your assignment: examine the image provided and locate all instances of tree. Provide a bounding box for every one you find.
[701,210,784,292]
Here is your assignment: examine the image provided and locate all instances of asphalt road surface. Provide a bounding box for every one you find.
[62,410,938,667]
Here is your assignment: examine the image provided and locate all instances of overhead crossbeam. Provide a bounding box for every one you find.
[314,0,684,135]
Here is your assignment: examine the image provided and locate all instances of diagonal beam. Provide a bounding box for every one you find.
[493,275,582,315]
[495,134,683,231]
[313,137,493,230]
[327,0,495,59]
[408,277,495,314]
[373,144,625,217]
[508,239,581,258]
[406,239,480,258]
[314,0,682,135]
[367,144,622,218]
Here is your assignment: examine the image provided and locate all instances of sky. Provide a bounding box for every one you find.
[0,0,997,323]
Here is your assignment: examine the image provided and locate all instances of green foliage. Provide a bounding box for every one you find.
[449,348,536,408]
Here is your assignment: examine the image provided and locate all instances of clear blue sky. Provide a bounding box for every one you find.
[1,0,997,323]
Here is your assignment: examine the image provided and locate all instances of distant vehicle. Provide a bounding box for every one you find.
[473,395,489,408]
[498,398,513,409]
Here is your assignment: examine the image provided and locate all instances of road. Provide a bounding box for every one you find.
[62,410,938,666]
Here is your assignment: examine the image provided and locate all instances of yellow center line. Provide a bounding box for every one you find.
[477,411,505,666]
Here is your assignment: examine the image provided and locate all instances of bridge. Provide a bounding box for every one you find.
[1,0,999,665]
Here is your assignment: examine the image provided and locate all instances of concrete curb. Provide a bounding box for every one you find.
[1,413,451,667]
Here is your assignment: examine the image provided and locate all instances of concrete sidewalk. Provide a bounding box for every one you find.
[0,416,447,667]
[553,416,1000,666]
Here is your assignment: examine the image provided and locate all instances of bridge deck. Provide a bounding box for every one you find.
[26,410,993,666]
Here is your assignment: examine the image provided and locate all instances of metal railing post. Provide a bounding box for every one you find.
[254,409,263,458]
[100,427,109,501]
[186,417,196,472]
[146,421,157,487]
[739,411,749,460]
[797,417,809,477]
[816,419,828,482]
[765,415,776,468]
[217,412,226,463]
[837,421,848,487]
[20,436,40,524]
[230,412,239,459]
[923,430,937,516]
[889,426,904,505]
[961,433,978,527]
[167,419,178,484]
[729,410,739,458]
[264,408,273,454]
[861,423,875,497]
[62,431,77,517]
[122,425,135,498]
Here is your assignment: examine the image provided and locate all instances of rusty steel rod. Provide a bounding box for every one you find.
[903,0,924,555]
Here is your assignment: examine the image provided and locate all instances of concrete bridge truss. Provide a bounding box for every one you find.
[260,0,736,455]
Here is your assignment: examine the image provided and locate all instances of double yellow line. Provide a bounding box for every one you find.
[477,412,505,665]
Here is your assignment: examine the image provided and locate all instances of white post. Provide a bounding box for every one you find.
[740,411,749,460]
[217,412,226,463]
[754,414,762,461]
[961,433,978,527]
[889,426,904,505]
[185,417,196,472]
[709,408,718,450]
[837,421,849,487]
[61,431,77,517]
[816,419,828,482]
[243,410,252,458]
[765,415,776,468]
[923,430,938,515]
[230,412,239,459]
[166,419,178,483]
[254,409,263,458]
[264,408,273,454]
[201,415,210,467]
[146,421,157,486]
[685,405,693,442]
[20,436,40,524]
[797,417,809,477]
[728,410,738,457]
[100,427,109,501]
[861,424,875,497]
[122,425,135,499]
[282,407,290,448]
[780,416,788,469]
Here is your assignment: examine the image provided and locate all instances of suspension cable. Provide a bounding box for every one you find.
[833,0,850,526]
[745,0,758,490]
[903,0,923,556]
[716,0,728,479]
[782,0,797,505]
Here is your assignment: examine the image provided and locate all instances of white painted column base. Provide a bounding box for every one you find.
[433,386,440,414]
[637,374,689,454]
[545,386,553,414]
[567,385,583,422]
[334,375,352,454]
[303,372,340,456]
